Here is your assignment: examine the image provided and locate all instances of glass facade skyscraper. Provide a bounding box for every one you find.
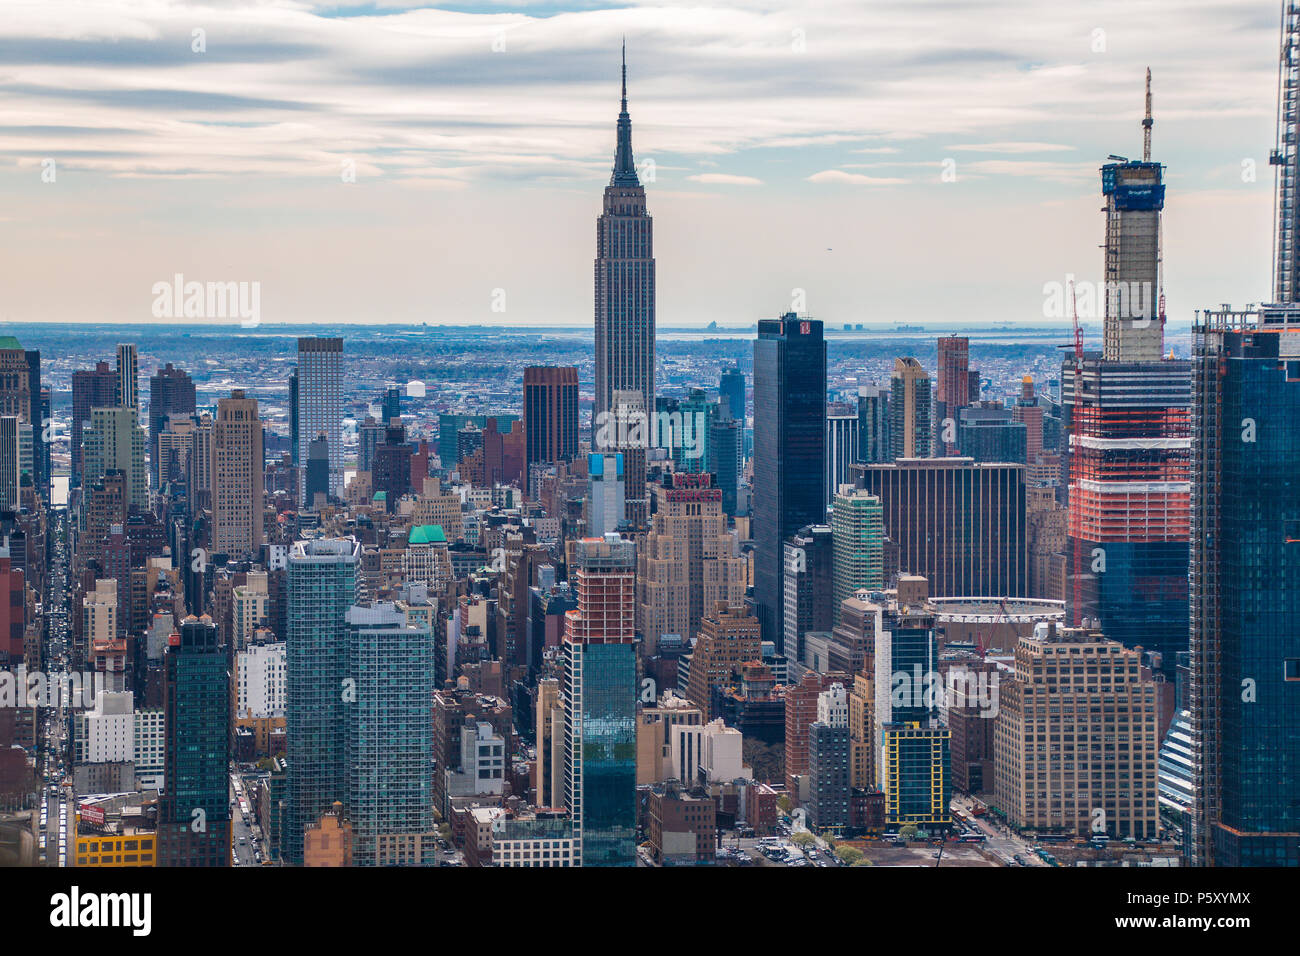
[1191,306,1300,866]
[563,534,637,866]
[753,314,826,651]
[284,536,358,865]
[346,602,434,867]
[295,336,343,506]
[157,616,230,867]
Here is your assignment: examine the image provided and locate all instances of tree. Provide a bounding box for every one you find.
[776,795,793,815]
[792,831,816,848]
[899,824,920,842]
[838,846,863,865]
[852,857,874,867]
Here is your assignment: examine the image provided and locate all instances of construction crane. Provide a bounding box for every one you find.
[1270,2,1300,303]
[1070,280,1084,627]
[1148,68,1167,330]
[1142,67,1153,162]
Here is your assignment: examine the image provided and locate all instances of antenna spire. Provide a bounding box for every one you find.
[621,37,627,112]
[1142,67,1153,162]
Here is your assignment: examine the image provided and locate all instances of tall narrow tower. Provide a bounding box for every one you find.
[1101,72,1165,362]
[1271,4,1300,303]
[1064,70,1189,678]
[594,44,655,472]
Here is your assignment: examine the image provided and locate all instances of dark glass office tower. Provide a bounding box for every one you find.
[708,415,742,516]
[719,366,746,422]
[753,314,826,650]
[157,616,230,867]
[381,385,402,424]
[1190,306,1300,867]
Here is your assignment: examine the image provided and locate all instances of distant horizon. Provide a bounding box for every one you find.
[0,2,1282,328]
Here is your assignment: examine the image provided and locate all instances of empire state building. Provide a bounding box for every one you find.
[594,45,655,515]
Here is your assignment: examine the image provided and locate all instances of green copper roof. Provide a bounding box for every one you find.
[409,524,446,545]
[0,336,22,350]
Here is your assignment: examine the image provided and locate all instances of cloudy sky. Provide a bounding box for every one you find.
[0,0,1286,326]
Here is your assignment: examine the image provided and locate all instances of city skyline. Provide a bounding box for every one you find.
[0,1,1286,328]
[2,0,1296,917]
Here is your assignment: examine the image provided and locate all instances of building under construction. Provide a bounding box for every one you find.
[1189,304,1300,867]
[1187,4,1300,868]
[1063,71,1190,677]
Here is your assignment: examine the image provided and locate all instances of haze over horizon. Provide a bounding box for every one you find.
[0,0,1283,327]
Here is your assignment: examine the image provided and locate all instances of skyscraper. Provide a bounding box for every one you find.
[957,404,1027,464]
[1190,304,1300,867]
[285,537,358,865]
[593,46,655,474]
[70,360,116,488]
[935,336,971,455]
[856,457,1027,597]
[1063,95,1188,674]
[157,616,230,867]
[856,383,891,464]
[994,622,1158,839]
[115,342,138,410]
[719,366,745,423]
[753,314,826,650]
[830,485,884,622]
[889,357,931,459]
[212,389,264,555]
[296,337,343,506]
[637,472,745,646]
[808,683,851,832]
[523,366,579,478]
[149,363,196,488]
[783,524,834,667]
[708,415,742,516]
[81,405,148,513]
[563,534,638,866]
[586,451,624,538]
[1101,81,1164,364]
[22,348,44,500]
[346,602,434,867]
[825,404,859,511]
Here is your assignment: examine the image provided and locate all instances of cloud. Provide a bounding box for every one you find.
[806,169,908,186]
[947,142,1077,153]
[687,172,761,185]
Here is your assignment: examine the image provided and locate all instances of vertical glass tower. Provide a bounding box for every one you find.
[752,314,826,650]
[158,616,230,867]
[284,537,358,865]
[1191,306,1300,866]
[346,603,433,867]
[563,535,637,866]
[295,337,343,506]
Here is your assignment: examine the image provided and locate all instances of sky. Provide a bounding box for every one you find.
[0,0,1287,327]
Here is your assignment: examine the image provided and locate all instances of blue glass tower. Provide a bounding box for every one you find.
[284,537,358,865]
[157,616,230,867]
[1191,306,1300,866]
[563,535,637,866]
[346,603,434,866]
[753,314,826,650]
